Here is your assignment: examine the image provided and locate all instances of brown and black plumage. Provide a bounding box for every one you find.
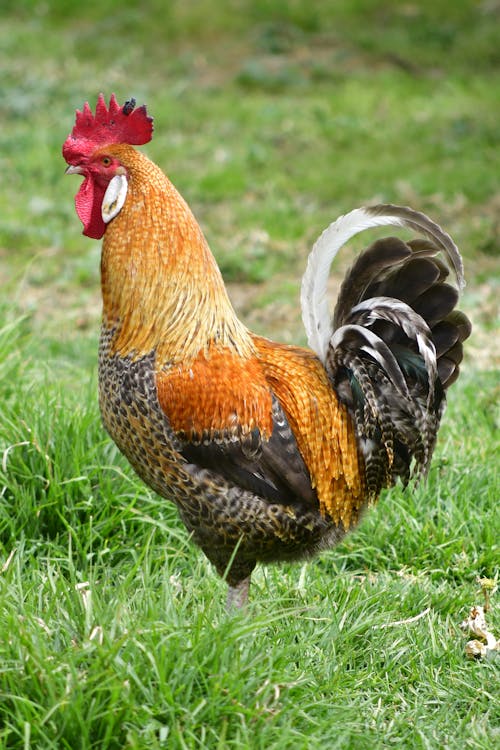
[64,95,471,608]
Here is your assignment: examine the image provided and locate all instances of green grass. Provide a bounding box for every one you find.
[0,312,498,749]
[0,1,499,748]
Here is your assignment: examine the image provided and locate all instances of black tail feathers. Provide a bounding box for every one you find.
[327,229,471,499]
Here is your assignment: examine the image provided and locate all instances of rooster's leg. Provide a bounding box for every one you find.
[226,577,251,610]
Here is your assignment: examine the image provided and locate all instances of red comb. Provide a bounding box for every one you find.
[63,93,153,164]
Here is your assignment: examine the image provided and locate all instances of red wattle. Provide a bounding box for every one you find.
[75,176,107,239]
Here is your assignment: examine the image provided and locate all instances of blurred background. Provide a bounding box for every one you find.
[0,0,498,366]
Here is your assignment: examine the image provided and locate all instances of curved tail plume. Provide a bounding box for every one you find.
[301,204,465,363]
[301,204,470,498]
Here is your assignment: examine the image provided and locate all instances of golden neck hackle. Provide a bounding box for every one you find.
[100,145,254,365]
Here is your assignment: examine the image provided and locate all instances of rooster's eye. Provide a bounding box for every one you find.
[102,156,112,167]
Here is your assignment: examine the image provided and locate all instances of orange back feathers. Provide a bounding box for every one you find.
[254,337,365,528]
[156,345,273,442]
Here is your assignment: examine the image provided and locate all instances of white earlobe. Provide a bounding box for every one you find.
[102,174,128,224]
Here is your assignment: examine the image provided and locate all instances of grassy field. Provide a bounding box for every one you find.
[0,1,499,748]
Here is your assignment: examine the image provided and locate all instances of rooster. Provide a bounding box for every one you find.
[63,95,471,608]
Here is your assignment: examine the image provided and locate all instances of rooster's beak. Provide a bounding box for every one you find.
[65,164,84,175]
